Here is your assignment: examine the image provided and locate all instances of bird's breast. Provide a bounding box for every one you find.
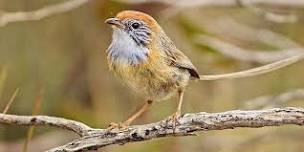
[107,48,189,101]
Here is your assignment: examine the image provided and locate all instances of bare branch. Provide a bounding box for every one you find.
[113,0,304,8]
[262,12,298,23]
[48,107,304,151]
[0,114,93,136]
[196,35,304,63]
[194,20,304,80]
[243,5,298,23]
[1,108,304,151]
[0,0,89,27]
[244,89,304,109]
[195,17,302,49]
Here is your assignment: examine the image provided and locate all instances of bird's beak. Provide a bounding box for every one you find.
[105,18,124,29]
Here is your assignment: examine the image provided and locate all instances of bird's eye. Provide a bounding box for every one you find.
[131,22,140,29]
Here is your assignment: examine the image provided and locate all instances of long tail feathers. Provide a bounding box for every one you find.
[199,54,304,81]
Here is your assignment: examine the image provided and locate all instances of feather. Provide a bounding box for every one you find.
[168,50,200,79]
[156,30,200,79]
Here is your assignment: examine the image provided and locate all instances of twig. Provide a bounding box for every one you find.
[195,35,304,63]
[112,0,304,8]
[193,17,301,49]
[0,114,93,136]
[0,0,89,27]
[244,89,304,109]
[23,88,43,152]
[0,66,8,100]
[2,88,19,114]
[236,0,299,23]
[245,6,298,23]
[1,108,304,151]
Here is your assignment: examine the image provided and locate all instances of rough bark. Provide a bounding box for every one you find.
[1,107,304,151]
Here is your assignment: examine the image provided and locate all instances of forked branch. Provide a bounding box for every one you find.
[1,107,304,151]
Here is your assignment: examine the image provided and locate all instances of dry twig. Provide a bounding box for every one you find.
[0,0,89,27]
[244,89,304,109]
[196,35,304,64]
[199,17,301,49]
[113,0,304,8]
[2,88,19,114]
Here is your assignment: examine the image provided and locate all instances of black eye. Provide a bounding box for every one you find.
[131,22,140,29]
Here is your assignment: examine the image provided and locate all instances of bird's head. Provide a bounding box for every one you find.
[105,10,161,47]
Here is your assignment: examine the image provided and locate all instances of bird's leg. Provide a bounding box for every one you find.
[168,89,184,128]
[123,100,153,125]
[107,100,153,130]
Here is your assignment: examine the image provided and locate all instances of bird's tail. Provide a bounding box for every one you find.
[199,54,304,81]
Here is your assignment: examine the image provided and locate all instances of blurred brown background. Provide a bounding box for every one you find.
[0,0,304,151]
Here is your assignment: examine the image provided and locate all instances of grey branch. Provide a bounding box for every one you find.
[190,17,304,64]
[240,3,299,23]
[187,16,304,64]
[196,35,304,64]
[0,0,89,27]
[244,89,304,109]
[200,17,302,49]
[1,108,304,151]
[113,0,304,8]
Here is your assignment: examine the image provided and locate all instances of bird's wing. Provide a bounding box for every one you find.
[164,48,200,79]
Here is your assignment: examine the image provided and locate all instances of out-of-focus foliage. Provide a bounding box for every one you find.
[0,0,304,152]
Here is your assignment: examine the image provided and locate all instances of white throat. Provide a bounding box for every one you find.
[107,28,150,65]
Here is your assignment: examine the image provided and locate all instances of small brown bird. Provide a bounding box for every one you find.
[105,10,199,128]
[105,10,304,129]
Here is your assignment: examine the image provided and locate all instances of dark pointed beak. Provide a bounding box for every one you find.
[105,18,124,29]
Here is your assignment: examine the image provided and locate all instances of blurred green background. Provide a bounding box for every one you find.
[0,0,304,151]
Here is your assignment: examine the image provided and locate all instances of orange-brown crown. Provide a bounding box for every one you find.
[115,10,159,30]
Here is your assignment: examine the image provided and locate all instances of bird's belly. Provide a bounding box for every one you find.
[113,64,189,101]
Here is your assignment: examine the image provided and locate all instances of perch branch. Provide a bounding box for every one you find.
[1,108,304,151]
[0,0,89,27]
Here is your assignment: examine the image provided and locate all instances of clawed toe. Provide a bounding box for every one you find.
[167,112,181,129]
[107,122,129,131]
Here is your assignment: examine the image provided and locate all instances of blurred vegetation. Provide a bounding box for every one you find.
[0,0,304,152]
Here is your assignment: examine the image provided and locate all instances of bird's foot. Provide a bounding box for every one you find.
[107,122,129,131]
[167,111,181,131]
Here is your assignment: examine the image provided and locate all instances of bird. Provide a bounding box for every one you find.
[104,10,304,129]
[105,10,199,129]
